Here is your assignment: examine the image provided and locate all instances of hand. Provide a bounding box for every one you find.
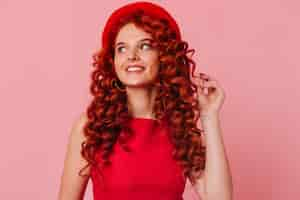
[196,72,226,117]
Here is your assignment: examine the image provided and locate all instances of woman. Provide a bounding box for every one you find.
[58,1,233,200]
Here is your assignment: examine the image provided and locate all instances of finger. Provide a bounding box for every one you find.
[197,78,205,89]
[198,89,208,102]
[197,81,206,95]
[200,73,219,83]
[203,80,218,90]
[199,82,210,95]
[203,80,222,94]
[197,74,218,93]
[199,73,210,81]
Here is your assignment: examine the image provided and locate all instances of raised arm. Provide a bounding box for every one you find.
[58,113,91,200]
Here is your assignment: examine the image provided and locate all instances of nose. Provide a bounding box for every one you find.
[127,47,139,61]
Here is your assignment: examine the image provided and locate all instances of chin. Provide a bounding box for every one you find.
[124,80,154,88]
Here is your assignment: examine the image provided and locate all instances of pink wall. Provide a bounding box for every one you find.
[0,0,299,199]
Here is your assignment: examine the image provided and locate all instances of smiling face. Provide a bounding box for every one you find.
[113,23,160,88]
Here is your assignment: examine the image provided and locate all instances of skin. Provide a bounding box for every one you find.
[113,23,159,119]
[58,21,233,200]
[194,74,233,199]
[58,113,90,200]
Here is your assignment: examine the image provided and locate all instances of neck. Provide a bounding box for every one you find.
[126,86,157,119]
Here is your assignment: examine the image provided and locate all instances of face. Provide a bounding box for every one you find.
[113,23,160,88]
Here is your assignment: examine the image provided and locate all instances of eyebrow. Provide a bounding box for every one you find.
[115,38,154,47]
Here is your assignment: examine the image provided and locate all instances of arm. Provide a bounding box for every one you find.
[58,113,91,200]
[193,113,233,200]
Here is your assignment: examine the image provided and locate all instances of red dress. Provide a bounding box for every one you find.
[90,117,186,200]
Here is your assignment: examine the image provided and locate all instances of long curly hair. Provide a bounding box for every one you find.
[79,9,206,185]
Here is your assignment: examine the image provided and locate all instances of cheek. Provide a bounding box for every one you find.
[144,53,159,66]
[114,55,123,70]
[150,56,160,72]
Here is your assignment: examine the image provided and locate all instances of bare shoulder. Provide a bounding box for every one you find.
[70,112,89,140]
[73,112,88,132]
[58,112,90,199]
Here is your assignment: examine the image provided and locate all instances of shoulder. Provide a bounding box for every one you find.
[58,112,90,199]
[75,112,88,128]
[70,112,89,140]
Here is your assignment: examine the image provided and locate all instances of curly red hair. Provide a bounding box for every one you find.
[79,9,206,185]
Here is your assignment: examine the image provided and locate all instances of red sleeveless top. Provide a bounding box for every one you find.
[90,117,186,200]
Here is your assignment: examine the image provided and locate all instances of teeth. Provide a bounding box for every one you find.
[127,66,144,72]
[128,67,143,72]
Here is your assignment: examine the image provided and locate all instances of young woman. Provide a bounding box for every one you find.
[58,2,233,200]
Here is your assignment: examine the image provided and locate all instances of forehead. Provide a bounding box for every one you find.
[115,23,152,44]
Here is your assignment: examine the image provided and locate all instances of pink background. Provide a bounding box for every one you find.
[0,0,299,199]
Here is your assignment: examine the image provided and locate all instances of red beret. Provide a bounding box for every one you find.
[101,1,181,49]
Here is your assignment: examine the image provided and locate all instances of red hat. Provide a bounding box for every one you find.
[101,1,181,49]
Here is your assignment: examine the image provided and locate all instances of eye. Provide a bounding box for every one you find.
[140,43,152,50]
[116,46,126,53]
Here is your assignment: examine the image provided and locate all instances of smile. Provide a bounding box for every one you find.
[126,65,145,72]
